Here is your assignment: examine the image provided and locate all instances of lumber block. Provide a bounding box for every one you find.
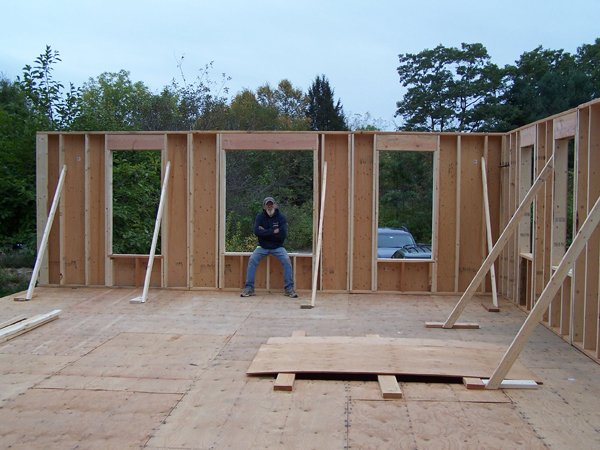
[0,309,61,344]
[377,375,403,399]
[274,373,296,391]
[481,303,500,312]
[482,379,539,389]
[0,315,27,330]
[463,377,486,390]
[425,322,480,329]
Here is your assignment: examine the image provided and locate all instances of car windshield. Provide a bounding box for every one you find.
[378,233,414,248]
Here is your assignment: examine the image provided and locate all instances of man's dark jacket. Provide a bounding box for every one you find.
[253,209,288,249]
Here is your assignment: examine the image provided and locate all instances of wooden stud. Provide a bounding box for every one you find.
[15,166,67,301]
[36,133,49,285]
[303,162,327,309]
[481,157,499,309]
[0,315,27,330]
[454,136,462,292]
[425,322,480,329]
[431,142,440,292]
[0,310,61,344]
[130,161,171,304]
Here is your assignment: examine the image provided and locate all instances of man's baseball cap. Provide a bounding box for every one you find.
[263,196,276,206]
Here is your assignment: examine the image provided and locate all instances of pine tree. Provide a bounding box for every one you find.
[306,75,348,131]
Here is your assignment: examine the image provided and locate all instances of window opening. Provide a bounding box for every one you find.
[112,150,162,254]
[378,150,434,259]
[225,150,313,253]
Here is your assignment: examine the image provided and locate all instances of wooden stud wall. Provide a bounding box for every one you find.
[35,100,599,360]
[498,99,600,363]
[37,131,503,295]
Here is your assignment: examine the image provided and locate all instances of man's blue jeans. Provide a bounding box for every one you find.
[245,246,294,290]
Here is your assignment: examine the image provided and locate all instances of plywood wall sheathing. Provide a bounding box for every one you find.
[191,133,218,288]
[85,134,106,285]
[322,134,349,291]
[165,134,188,287]
[46,135,60,284]
[436,136,458,292]
[458,136,485,291]
[61,134,86,285]
[351,134,374,291]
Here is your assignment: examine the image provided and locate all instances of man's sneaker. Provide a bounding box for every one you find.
[240,287,255,297]
[284,288,298,298]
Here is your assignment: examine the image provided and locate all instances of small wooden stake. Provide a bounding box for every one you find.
[425,322,480,329]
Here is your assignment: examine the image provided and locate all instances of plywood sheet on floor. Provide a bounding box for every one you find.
[0,388,180,450]
[247,336,540,382]
[59,332,227,380]
[406,401,547,449]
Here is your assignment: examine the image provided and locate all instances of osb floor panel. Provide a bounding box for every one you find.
[0,287,598,449]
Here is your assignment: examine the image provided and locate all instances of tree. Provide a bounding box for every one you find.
[0,77,37,247]
[256,79,310,130]
[71,70,153,131]
[306,75,348,131]
[395,43,504,132]
[18,45,81,130]
[500,46,590,128]
[576,38,600,101]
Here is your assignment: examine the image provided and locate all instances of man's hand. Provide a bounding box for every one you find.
[258,226,265,230]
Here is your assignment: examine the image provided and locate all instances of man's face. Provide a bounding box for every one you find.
[265,201,275,217]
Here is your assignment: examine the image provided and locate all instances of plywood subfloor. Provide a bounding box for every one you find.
[1,287,599,449]
[247,336,541,382]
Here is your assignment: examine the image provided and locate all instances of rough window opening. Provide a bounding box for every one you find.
[378,150,434,259]
[552,138,575,265]
[112,150,162,254]
[225,150,314,253]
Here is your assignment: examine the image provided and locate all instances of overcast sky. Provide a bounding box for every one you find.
[1,0,599,130]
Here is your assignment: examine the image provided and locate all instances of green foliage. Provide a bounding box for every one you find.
[396,40,600,132]
[0,267,30,298]
[71,70,153,131]
[18,45,81,130]
[111,151,162,254]
[378,151,433,244]
[225,80,310,131]
[0,77,37,247]
[306,75,348,131]
[499,46,594,129]
[396,43,504,131]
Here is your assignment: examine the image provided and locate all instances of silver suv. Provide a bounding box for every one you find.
[377,227,432,259]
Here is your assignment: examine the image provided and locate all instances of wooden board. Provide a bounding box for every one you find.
[165,134,188,287]
[351,135,374,290]
[86,134,106,285]
[437,135,459,292]
[62,135,86,285]
[247,337,541,382]
[191,133,218,288]
[322,134,349,291]
[0,310,60,344]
